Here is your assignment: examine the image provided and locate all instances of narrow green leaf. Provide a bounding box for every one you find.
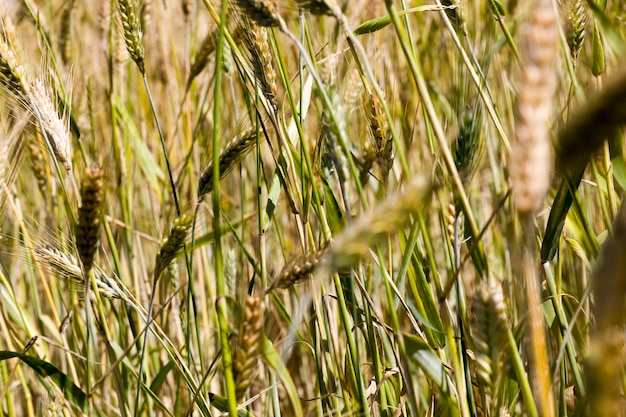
[0,351,87,412]
[261,336,303,417]
[402,334,455,402]
[209,393,256,417]
[541,168,585,262]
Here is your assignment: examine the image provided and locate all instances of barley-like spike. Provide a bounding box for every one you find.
[236,0,281,27]
[34,245,122,299]
[453,103,483,187]
[198,127,258,198]
[509,0,558,214]
[243,20,279,111]
[269,243,331,291]
[566,0,586,64]
[189,25,243,84]
[154,214,193,278]
[117,0,146,74]
[233,296,265,400]
[325,176,432,271]
[367,93,393,184]
[0,37,29,96]
[76,168,104,274]
[29,79,73,175]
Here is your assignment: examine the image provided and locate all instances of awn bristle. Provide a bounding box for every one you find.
[0,37,29,96]
[197,126,259,199]
[117,0,146,74]
[233,296,266,401]
[76,168,104,274]
[28,79,73,175]
[154,214,193,278]
[367,92,393,185]
[325,176,432,271]
[509,0,558,215]
[236,0,281,27]
[243,21,278,111]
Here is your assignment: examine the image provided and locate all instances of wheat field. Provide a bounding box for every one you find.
[0,0,625,416]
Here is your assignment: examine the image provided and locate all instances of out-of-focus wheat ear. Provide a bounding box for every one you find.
[325,176,433,271]
[182,0,194,16]
[243,19,279,111]
[28,139,48,195]
[0,37,29,97]
[188,25,243,85]
[557,70,626,172]
[197,126,258,199]
[565,0,586,65]
[58,1,74,64]
[509,0,558,215]
[235,0,281,27]
[586,328,626,417]
[76,168,104,275]
[28,79,73,176]
[233,296,265,401]
[471,281,508,399]
[295,0,333,15]
[367,92,393,185]
[154,214,193,278]
[140,0,153,32]
[117,0,146,74]
[358,142,376,187]
[268,243,331,291]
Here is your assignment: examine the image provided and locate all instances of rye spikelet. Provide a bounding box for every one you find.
[509,0,558,214]
[154,214,193,278]
[76,168,104,274]
[325,176,432,271]
[243,20,279,111]
[367,92,393,185]
[117,0,146,74]
[29,79,73,175]
[0,37,29,96]
[268,243,331,291]
[197,126,259,198]
[472,281,509,397]
[233,296,265,400]
[565,0,586,65]
[236,0,281,27]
